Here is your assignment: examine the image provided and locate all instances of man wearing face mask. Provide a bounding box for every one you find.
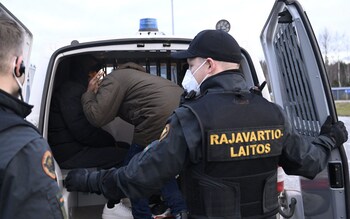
[65,29,348,218]
[181,60,208,98]
[0,16,66,219]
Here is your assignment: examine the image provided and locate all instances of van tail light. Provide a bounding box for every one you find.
[277,166,285,193]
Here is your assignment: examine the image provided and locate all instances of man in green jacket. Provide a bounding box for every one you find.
[81,62,187,219]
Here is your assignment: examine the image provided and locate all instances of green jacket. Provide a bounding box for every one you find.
[82,67,183,146]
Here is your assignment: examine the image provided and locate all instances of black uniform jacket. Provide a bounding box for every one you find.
[0,89,66,219]
[94,70,335,204]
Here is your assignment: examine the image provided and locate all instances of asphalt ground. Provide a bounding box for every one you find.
[339,116,350,157]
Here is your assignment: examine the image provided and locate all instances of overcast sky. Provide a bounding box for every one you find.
[1,0,349,70]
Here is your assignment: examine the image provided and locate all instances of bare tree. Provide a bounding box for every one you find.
[333,32,348,86]
[318,29,350,87]
[318,28,331,66]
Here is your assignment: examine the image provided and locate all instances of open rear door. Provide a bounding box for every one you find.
[0,3,33,101]
[261,0,349,218]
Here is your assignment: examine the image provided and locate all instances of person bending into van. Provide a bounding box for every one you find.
[80,62,187,219]
[0,16,67,218]
[65,30,348,219]
[48,55,128,169]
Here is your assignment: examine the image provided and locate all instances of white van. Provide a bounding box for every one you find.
[1,0,349,218]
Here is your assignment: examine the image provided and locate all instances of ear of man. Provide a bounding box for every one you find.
[14,56,25,77]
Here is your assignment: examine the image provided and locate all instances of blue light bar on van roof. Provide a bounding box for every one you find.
[139,18,159,31]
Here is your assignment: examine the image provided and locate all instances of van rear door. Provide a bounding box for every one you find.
[261,0,349,218]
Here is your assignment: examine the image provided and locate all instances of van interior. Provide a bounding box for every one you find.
[49,50,191,218]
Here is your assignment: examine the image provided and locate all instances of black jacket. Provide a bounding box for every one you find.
[48,81,115,163]
[90,71,336,218]
[0,89,66,219]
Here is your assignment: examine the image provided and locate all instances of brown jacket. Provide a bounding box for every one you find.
[81,66,183,147]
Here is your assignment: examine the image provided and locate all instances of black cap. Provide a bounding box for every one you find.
[171,29,242,63]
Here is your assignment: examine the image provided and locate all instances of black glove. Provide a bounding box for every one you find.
[65,169,100,194]
[320,116,348,147]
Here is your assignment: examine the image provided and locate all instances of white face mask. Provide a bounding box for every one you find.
[181,60,207,95]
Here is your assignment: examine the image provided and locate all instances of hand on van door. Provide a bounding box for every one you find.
[320,116,348,147]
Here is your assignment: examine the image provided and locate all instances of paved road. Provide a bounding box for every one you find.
[338,116,350,157]
[284,116,350,190]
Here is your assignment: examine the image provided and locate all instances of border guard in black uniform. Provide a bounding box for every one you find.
[65,30,348,219]
[0,15,66,219]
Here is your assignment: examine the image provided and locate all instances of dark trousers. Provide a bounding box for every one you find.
[124,143,187,219]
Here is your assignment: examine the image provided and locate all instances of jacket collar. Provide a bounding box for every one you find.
[200,69,248,95]
[0,89,33,118]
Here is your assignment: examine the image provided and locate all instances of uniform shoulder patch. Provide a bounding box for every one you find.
[42,150,56,180]
[159,124,170,142]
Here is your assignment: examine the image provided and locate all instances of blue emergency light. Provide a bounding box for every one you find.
[139,18,159,31]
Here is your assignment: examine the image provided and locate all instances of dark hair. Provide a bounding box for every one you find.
[69,55,101,86]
